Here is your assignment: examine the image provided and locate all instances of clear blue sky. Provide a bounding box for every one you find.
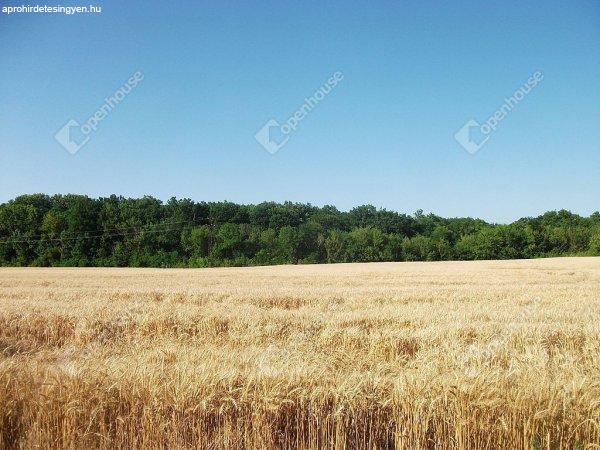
[1,0,598,223]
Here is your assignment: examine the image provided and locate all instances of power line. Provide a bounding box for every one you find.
[6,219,189,239]
[0,219,202,246]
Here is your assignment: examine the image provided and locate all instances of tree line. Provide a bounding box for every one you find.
[0,194,598,267]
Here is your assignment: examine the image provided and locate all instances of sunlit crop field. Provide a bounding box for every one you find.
[1,257,599,449]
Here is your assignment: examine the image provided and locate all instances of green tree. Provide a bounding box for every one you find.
[590,228,600,255]
[325,230,348,263]
[345,227,387,262]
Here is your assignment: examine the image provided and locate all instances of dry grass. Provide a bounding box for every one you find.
[0,257,599,449]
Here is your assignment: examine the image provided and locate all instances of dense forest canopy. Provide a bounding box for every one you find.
[0,194,598,267]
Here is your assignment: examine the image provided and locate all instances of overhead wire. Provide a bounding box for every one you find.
[0,218,204,245]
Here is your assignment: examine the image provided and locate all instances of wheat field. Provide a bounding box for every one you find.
[0,257,599,449]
